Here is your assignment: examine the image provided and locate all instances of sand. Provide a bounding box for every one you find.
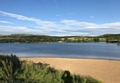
[20,57,120,83]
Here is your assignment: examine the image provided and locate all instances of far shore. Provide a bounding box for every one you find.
[20,57,120,83]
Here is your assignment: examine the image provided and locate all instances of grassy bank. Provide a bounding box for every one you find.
[0,54,102,83]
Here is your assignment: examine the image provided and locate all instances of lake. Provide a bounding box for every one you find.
[0,42,120,60]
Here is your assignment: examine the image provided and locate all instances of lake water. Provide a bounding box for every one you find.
[0,42,120,60]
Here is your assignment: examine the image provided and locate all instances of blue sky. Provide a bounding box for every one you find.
[0,0,120,36]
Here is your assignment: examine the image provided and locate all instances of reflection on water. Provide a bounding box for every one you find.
[117,43,120,46]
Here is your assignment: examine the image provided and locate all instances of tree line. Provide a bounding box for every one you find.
[0,34,120,43]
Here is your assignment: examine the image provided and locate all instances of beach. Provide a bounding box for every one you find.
[20,57,120,83]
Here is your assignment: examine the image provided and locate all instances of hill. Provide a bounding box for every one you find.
[0,34,120,43]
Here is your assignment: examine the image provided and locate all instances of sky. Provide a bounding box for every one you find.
[0,0,120,36]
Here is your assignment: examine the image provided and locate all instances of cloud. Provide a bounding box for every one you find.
[102,22,120,28]
[61,20,120,29]
[90,16,94,18]
[0,25,42,34]
[61,20,97,27]
[0,11,120,36]
[0,20,13,24]
[0,11,55,27]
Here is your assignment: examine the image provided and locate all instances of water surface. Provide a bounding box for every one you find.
[0,42,120,60]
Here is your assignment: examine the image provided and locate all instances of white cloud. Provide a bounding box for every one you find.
[0,11,55,27]
[0,20,13,24]
[0,11,120,36]
[102,22,120,28]
[61,20,120,29]
[0,25,43,34]
[61,20,97,27]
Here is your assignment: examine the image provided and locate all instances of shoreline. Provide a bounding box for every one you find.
[20,57,120,83]
[19,56,120,61]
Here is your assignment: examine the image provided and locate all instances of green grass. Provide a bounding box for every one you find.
[0,54,102,83]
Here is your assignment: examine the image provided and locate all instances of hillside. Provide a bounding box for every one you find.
[0,34,120,43]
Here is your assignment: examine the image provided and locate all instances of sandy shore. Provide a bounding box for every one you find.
[20,57,120,83]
